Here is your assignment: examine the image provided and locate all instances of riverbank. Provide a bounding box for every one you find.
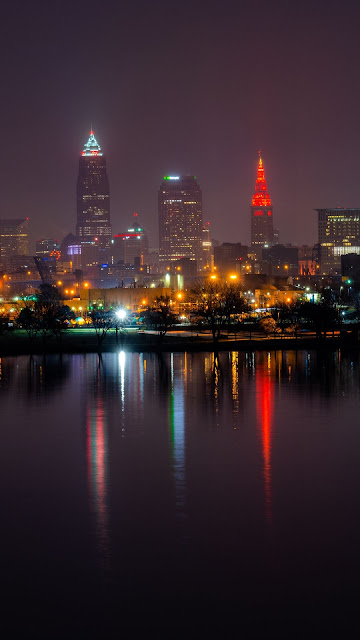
[0,328,357,356]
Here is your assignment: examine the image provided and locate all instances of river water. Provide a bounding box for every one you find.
[0,350,359,635]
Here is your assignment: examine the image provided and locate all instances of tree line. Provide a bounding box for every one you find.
[9,279,360,350]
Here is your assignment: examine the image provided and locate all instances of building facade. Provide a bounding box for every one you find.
[159,175,203,269]
[261,244,299,276]
[0,218,29,265]
[112,215,149,266]
[316,208,360,274]
[76,130,112,248]
[251,154,274,255]
[36,238,59,258]
[200,223,213,271]
[214,242,249,275]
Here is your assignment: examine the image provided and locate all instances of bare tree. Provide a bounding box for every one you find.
[190,280,248,343]
[90,307,113,350]
[143,296,177,344]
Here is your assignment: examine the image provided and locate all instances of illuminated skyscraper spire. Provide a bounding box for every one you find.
[81,129,103,156]
[252,151,272,207]
[250,151,274,252]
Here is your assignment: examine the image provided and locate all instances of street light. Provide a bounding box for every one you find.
[116,309,126,320]
[115,309,126,345]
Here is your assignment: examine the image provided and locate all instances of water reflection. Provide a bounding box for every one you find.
[169,353,186,523]
[86,395,109,560]
[2,349,360,626]
[256,365,274,523]
[83,360,110,567]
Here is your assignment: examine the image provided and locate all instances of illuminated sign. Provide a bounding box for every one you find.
[164,176,180,180]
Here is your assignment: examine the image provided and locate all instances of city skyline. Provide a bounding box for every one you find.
[1,1,360,252]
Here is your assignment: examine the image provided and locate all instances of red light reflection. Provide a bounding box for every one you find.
[256,370,274,523]
[86,397,109,556]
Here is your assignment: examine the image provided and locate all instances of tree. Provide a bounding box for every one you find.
[190,280,249,342]
[90,307,113,350]
[34,284,76,345]
[17,306,40,342]
[271,301,300,335]
[259,315,278,335]
[296,297,337,339]
[143,296,177,343]
[51,305,75,343]
[18,285,75,346]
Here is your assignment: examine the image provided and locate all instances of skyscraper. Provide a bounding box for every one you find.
[251,153,274,254]
[158,175,203,269]
[76,130,112,248]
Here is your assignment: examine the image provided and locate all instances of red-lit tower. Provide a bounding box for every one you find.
[251,153,274,255]
[76,130,112,248]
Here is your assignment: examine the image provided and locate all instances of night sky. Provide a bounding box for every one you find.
[1,0,360,251]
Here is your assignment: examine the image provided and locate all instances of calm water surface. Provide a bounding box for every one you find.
[0,350,360,635]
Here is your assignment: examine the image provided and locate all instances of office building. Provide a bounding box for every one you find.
[214,242,249,274]
[298,245,318,276]
[112,215,149,266]
[36,238,59,259]
[262,245,299,276]
[159,175,203,269]
[316,208,360,274]
[251,154,274,254]
[76,130,112,248]
[0,218,29,264]
[200,223,212,271]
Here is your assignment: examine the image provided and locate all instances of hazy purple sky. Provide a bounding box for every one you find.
[1,0,359,250]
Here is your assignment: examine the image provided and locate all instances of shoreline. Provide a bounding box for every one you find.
[0,329,357,356]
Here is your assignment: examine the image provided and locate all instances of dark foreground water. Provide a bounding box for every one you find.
[1,350,360,636]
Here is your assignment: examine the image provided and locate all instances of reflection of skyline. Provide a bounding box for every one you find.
[1,349,360,405]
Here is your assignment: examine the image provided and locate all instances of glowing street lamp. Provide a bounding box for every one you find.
[116,309,126,320]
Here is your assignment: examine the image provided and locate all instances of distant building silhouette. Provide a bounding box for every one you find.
[341,253,360,282]
[200,223,213,271]
[76,130,112,248]
[214,242,248,274]
[0,218,29,266]
[316,208,360,274]
[251,153,274,255]
[36,238,59,258]
[262,244,299,276]
[159,175,203,270]
[112,214,149,266]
